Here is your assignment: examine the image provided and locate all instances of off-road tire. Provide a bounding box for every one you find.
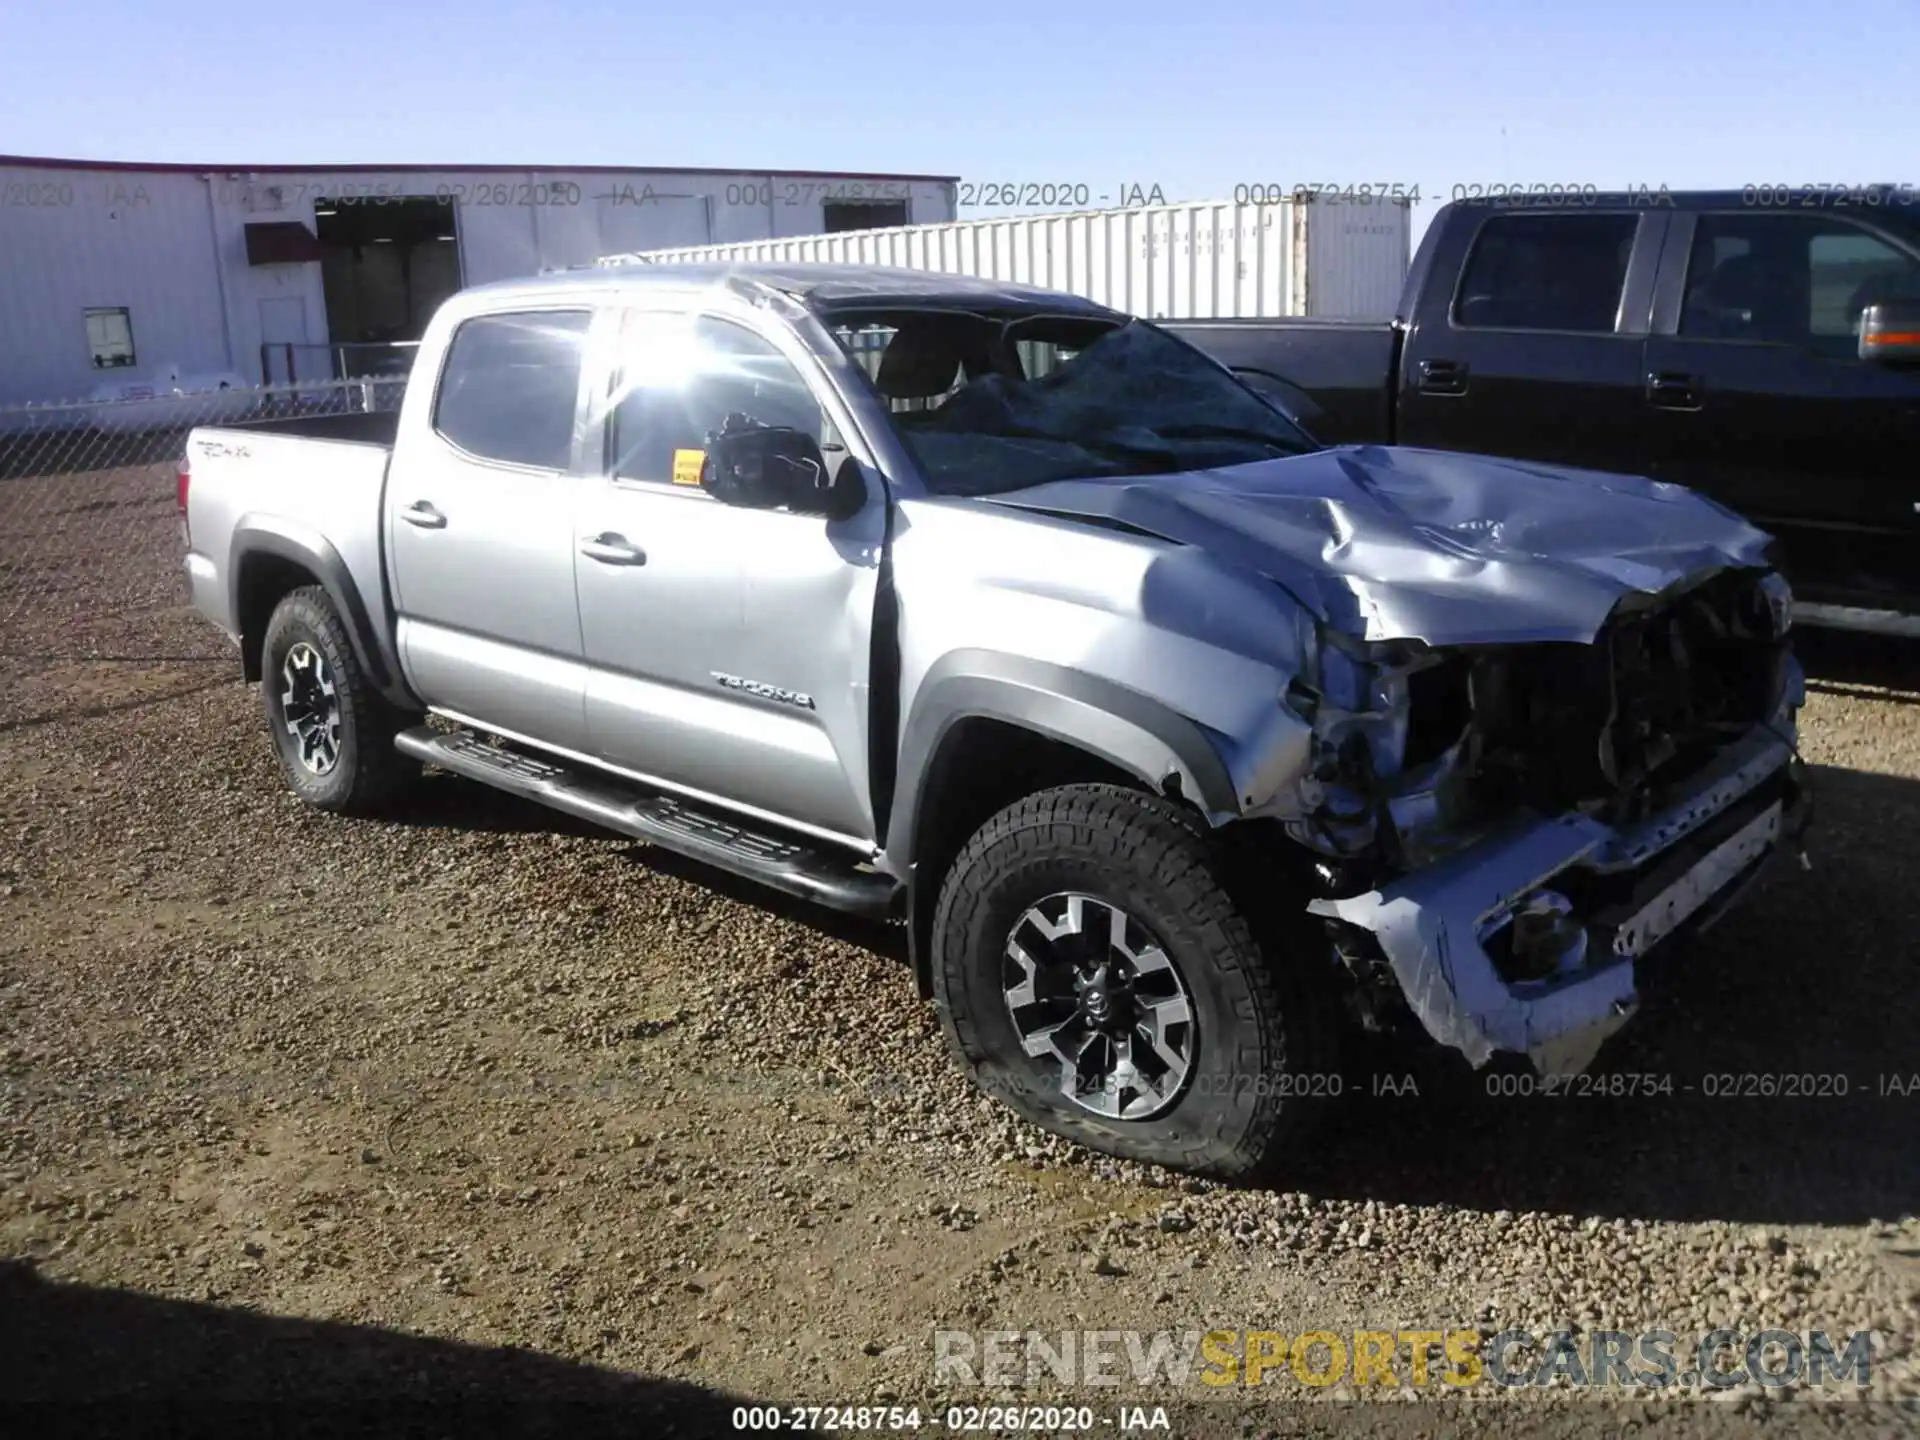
[930,783,1336,1180]
[260,586,417,816]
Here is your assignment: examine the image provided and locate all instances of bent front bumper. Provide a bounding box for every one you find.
[1308,723,1810,1076]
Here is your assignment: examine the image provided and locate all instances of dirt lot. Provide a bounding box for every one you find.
[2,565,1918,1434]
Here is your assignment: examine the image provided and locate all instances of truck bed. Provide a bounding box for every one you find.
[1160,318,1397,446]
[223,409,400,446]
[181,414,395,649]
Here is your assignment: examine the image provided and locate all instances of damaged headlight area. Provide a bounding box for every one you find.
[1282,567,1808,1077]
[1278,633,1476,868]
[1280,568,1800,873]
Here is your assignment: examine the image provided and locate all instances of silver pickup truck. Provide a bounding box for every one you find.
[181,263,1809,1178]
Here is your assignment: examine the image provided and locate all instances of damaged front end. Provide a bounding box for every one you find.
[1283,567,1809,1076]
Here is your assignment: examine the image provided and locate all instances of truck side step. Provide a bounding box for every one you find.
[1792,602,1920,638]
[393,726,902,920]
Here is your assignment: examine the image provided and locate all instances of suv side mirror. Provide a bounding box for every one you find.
[702,425,863,519]
[1859,299,1920,364]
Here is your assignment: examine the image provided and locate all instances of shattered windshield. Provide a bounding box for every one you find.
[826,309,1318,497]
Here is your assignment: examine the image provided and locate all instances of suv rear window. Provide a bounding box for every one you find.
[1453,214,1640,333]
[433,310,592,470]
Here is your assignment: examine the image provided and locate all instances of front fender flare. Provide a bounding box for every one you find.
[886,652,1256,1000]
[884,650,1245,857]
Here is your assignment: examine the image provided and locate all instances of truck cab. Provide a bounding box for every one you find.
[1172,188,1920,629]
[181,263,1810,1182]
[1406,192,1920,623]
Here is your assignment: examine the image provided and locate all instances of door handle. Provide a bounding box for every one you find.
[579,533,646,566]
[400,501,446,529]
[1416,358,1469,396]
[1646,371,1703,411]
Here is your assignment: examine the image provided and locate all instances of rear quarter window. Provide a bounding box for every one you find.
[433,310,592,470]
[1452,213,1640,333]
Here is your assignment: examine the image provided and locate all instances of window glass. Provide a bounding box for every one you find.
[433,310,590,470]
[830,321,969,414]
[1012,336,1090,381]
[834,323,902,398]
[610,314,827,484]
[1680,214,1920,355]
[823,199,910,233]
[1452,213,1639,333]
[85,307,136,369]
[825,311,1100,416]
[1810,229,1920,341]
[829,309,1315,498]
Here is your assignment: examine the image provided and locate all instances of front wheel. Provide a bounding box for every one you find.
[260,586,417,815]
[930,784,1336,1179]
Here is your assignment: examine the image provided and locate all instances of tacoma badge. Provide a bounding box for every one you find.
[711,672,815,710]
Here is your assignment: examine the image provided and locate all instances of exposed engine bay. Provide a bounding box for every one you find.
[864,306,1810,1080]
[1291,566,1807,1076]
[1286,568,1797,872]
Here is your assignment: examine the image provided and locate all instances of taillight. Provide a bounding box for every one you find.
[177,457,191,543]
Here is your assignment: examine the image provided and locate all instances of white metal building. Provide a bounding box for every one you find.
[633,197,1413,322]
[0,155,958,405]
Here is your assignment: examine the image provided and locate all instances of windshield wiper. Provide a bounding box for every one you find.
[1055,435,1185,474]
[1150,423,1310,454]
[982,426,1186,475]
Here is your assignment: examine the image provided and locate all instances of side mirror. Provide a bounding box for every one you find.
[702,426,864,519]
[1859,299,1920,364]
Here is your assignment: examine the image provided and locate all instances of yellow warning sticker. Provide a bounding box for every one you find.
[672,448,706,487]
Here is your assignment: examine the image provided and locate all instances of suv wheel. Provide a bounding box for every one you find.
[931,783,1335,1179]
[260,586,417,815]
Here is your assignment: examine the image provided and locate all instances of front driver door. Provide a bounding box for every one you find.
[1641,209,1920,606]
[572,306,886,846]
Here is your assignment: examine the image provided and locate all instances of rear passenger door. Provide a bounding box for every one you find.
[387,308,592,749]
[1398,209,1664,474]
[1642,209,1920,606]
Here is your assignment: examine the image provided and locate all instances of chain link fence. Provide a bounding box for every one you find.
[0,378,403,723]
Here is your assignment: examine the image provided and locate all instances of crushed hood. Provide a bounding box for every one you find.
[983,444,1775,645]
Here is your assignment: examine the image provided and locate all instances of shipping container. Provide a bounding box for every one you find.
[622,196,1412,321]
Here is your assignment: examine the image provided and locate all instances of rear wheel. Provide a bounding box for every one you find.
[930,783,1336,1179]
[260,586,417,815]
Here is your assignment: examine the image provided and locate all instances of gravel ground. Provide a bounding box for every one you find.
[1,584,1917,1437]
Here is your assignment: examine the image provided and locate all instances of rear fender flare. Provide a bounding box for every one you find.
[229,516,415,709]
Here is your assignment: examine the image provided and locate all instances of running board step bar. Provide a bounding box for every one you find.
[393,726,901,920]
[1792,602,1920,638]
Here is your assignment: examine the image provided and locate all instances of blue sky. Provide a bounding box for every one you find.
[4,0,1917,241]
